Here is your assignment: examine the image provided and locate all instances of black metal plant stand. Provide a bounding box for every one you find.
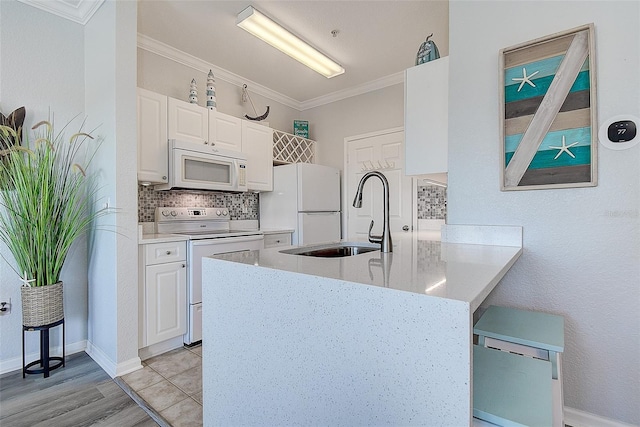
[22,318,65,378]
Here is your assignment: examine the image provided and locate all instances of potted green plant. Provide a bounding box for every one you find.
[0,118,105,327]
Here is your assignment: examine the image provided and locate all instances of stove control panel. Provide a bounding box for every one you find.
[156,207,229,222]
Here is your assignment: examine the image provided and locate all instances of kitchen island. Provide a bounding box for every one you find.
[201,225,522,426]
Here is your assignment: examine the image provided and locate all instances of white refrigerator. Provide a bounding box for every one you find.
[260,163,341,246]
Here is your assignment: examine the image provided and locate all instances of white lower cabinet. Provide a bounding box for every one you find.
[145,262,187,346]
[264,232,292,248]
[139,241,187,349]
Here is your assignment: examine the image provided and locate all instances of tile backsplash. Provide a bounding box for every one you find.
[139,184,444,223]
[417,185,447,220]
[138,185,259,223]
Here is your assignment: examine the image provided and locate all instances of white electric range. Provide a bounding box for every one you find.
[156,207,264,345]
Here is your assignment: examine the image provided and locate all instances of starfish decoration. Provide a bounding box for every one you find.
[549,135,580,160]
[512,67,539,92]
[19,271,36,287]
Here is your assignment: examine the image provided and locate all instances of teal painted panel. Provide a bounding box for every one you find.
[473,345,553,426]
[505,70,590,103]
[506,145,591,169]
[505,126,592,153]
[474,305,564,351]
[505,55,588,82]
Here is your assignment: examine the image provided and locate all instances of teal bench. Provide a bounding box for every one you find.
[473,305,565,426]
[473,345,552,426]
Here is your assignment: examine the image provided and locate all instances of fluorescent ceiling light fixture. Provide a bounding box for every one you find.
[237,6,345,79]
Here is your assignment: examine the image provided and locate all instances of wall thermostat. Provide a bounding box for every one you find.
[599,115,639,150]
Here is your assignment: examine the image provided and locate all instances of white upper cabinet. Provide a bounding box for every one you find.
[211,111,242,152]
[138,89,274,190]
[137,88,168,184]
[242,120,273,192]
[404,56,449,176]
[167,97,209,144]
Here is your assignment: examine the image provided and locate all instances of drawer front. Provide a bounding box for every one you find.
[144,241,186,265]
[264,233,291,248]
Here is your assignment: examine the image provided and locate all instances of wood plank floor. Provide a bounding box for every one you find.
[0,352,158,427]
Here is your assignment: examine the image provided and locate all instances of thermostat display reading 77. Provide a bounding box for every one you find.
[599,115,639,150]
[608,120,636,142]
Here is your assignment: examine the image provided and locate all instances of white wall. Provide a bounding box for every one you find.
[448,1,640,424]
[137,48,300,134]
[85,0,140,377]
[303,84,405,169]
[0,0,88,372]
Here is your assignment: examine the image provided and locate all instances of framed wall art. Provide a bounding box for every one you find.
[500,24,597,191]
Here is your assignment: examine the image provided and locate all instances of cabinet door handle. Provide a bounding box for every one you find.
[182,264,186,268]
[166,251,172,255]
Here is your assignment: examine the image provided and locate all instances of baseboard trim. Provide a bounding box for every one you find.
[0,340,86,375]
[565,407,638,427]
[138,336,184,361]
[85,340,142,378]
[85,340,117,377]
[115,356,143,377]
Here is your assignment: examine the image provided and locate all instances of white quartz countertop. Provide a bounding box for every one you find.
[211,231,522,312]
[139,233,189,244]
[260,228,295,235]
[138,226,292,244]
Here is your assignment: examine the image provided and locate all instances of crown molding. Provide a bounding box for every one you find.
[18,0,104,25]
[299,72,404,110]
[137,34,404,112]
[137,33,303,111]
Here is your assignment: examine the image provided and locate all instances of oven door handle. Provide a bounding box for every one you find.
[189,235,264,247]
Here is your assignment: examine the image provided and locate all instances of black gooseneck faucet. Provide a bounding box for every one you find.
[352,171,393,253]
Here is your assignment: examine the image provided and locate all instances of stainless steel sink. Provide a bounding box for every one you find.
[280,242,379,258]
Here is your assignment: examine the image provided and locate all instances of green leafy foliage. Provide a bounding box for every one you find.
[0,120,106,287]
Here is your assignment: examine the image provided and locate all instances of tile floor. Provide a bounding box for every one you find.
[120,345,203,427]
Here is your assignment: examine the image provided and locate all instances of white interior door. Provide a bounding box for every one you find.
[345,129,412,240]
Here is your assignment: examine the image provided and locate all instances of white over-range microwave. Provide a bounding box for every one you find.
[156,139,248,192]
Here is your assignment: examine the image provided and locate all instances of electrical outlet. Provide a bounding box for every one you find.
[0,298,11,315]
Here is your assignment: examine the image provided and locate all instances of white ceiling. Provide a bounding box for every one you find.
[20,0,449,106]
[18,0,104,24]
[137,1,449,104]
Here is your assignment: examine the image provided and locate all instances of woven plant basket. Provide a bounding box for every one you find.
[21,281,64,327]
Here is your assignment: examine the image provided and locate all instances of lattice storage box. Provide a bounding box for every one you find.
[273,130,315,164]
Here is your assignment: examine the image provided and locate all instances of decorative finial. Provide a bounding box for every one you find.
[189,78,198,104]
[207,70,216,110]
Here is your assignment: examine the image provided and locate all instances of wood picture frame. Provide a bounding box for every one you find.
[499,24,597,191]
